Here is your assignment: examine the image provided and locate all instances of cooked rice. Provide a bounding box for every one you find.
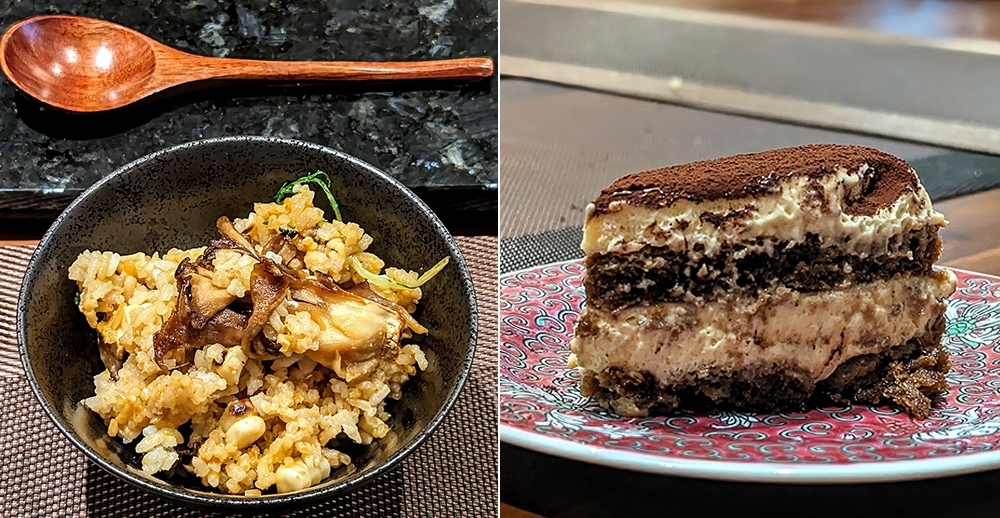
[69,185,431,495]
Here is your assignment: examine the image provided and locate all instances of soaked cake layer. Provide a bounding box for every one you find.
[570,269,957,413]
[584,225,941,311]
[580,330,950,419]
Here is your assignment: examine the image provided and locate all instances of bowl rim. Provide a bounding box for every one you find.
[16,135,479,509]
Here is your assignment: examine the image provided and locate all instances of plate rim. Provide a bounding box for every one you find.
[499,425,1000,484]
[499,261,1000,484]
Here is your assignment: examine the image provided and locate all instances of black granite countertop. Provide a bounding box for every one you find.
[0,0,497,224]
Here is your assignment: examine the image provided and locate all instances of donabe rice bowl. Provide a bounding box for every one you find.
[68,175,446,495]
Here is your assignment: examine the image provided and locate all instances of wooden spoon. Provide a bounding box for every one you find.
[0,15,495,113]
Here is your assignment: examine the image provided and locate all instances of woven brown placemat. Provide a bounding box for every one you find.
[0,237,498,517]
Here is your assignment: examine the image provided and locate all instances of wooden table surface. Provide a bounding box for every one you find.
[935,188,1000,275]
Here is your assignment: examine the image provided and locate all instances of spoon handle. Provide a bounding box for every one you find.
[177,55,494,82]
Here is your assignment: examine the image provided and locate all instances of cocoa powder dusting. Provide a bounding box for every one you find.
[591,144,918,217]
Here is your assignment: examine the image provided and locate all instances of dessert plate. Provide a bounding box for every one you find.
[499,260,1000,483]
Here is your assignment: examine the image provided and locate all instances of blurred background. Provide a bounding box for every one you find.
[499,1,1000,516]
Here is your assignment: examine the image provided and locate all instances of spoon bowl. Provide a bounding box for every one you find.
[2,16,157,111]
[0,15,494,113]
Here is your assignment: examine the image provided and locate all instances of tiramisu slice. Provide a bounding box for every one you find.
[570,144,956,418]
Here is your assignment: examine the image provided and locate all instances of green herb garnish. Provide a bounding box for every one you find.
[350,255,450,290]
[73,292,81,306]
[275,171,342,222]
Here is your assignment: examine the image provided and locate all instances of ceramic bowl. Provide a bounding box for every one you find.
[17,136,477,510]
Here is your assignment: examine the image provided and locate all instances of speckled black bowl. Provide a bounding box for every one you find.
[17,136,477,510]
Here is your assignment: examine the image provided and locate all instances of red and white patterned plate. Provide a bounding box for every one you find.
[499,260,1000,483]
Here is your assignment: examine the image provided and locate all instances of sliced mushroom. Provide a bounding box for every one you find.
[201,309,249,345]
[262,230,298,263]
[195,243,220,271]
[216,216,304,279]
[151,216,424,381]
[97,333,124,381]
[242,260,290,349]
[153,308,247,370]
[152,222,294,369]
[175,258,238,329]
[247,333,282,361]
[277,239,299,266]
[216,216,259,259]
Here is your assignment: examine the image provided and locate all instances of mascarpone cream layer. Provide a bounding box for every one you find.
[570,269,957,384]
[582,166,944,258]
